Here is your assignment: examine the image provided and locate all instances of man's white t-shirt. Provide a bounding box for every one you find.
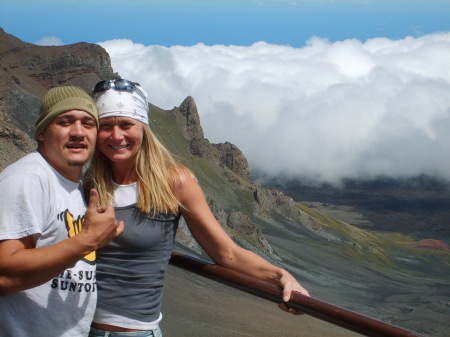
[0,151,96,337]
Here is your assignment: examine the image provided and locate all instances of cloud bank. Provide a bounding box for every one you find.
[98,32,450,184]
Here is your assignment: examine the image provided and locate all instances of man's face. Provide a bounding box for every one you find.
[37,110,97,181]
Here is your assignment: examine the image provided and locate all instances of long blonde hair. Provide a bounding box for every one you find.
[84,123,188,214]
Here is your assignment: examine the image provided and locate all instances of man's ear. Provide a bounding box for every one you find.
[37,133,44,142]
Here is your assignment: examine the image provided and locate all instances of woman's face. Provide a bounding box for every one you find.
[97,116,143,166]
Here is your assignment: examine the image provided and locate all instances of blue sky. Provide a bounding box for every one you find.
[1,0,450,184]
[1,0,449,47]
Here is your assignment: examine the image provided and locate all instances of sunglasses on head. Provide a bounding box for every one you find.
[93,79,141,94]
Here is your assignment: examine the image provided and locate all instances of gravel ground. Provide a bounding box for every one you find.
[161,265,363,337]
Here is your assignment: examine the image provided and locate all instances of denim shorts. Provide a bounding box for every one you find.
[89,326,162,337]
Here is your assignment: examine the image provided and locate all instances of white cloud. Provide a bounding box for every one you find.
[34,36,64,46]
[98,32,450,184]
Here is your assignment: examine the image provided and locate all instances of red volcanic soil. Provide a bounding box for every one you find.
[417,239,450,251]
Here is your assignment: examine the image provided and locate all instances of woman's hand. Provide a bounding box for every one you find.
[277,269,310,315]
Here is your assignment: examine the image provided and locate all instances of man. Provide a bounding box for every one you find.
[0,86,124,337]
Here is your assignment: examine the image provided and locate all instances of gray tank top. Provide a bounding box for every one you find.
[95,205,180,322]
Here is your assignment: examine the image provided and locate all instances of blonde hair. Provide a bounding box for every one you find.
[84,123,189,214]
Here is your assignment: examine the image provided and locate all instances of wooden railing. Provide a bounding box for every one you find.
[169,251,424,337]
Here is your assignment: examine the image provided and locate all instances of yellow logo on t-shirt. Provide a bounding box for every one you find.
[62,210,96,264]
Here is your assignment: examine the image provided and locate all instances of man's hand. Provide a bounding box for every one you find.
[78,189,124,251]
[0,189,124,295]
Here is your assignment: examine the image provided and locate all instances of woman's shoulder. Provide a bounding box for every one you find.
[167,164,195,181]
[167,164,198,193]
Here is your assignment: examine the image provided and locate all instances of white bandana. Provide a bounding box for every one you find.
[94,86,149,124]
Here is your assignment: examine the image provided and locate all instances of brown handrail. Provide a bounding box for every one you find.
[169,250,424,337]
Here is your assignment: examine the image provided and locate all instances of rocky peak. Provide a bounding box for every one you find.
[178,96,204,140]
[212,142,250,181]
[176,96,250,182]
[0,28,119,99]
[177,96,210,157]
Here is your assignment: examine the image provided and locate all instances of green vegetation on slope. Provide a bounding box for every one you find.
[298,203,450,275]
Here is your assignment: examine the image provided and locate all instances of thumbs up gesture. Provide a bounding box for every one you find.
[80,189,124,251]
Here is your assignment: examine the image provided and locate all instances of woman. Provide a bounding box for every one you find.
[84,79,309,337]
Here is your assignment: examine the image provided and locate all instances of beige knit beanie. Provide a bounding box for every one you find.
[34,86,99,140]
